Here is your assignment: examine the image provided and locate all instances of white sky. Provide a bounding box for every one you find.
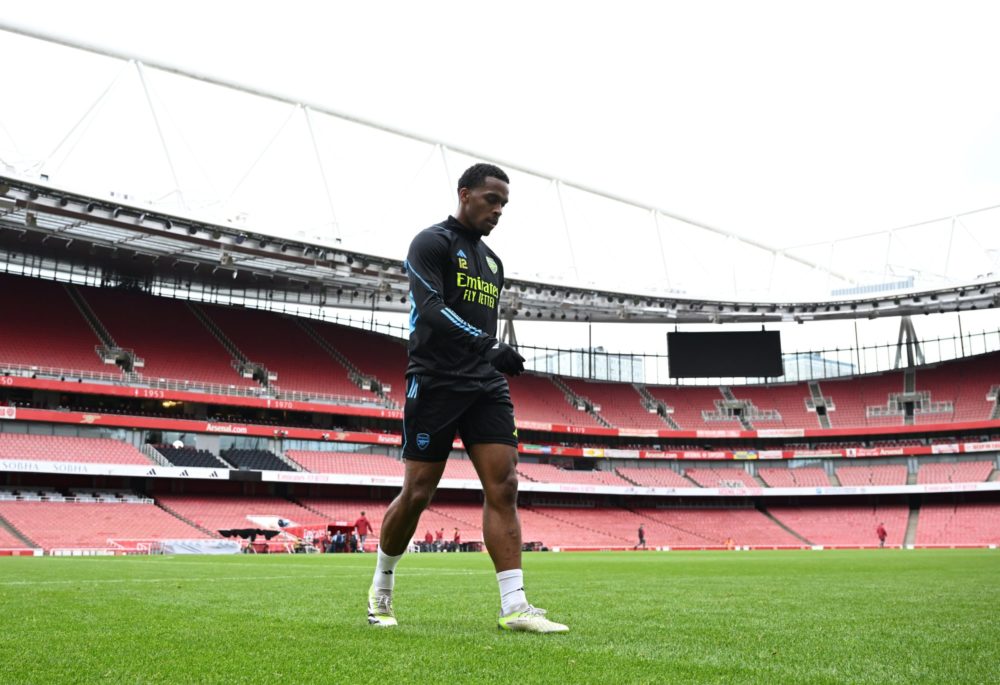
[1,1,999,366]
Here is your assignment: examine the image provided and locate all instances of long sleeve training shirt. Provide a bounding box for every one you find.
[404,216,505,380]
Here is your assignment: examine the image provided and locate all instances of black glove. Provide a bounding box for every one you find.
[482,341,525,376]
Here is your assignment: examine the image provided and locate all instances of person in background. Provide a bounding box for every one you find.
[354,511,373,552]
[634,524,646,550]
[876,522,888,548]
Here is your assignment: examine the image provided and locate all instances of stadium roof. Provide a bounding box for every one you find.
[4,177,999,324]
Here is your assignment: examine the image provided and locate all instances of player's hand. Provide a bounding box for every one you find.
[483,341,525,376]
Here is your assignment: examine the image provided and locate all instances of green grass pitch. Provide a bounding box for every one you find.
[1,549,997,684]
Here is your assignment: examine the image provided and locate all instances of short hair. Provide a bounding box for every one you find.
[457,163,509,192]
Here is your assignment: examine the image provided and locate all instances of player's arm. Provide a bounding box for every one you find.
[405,231,524,375]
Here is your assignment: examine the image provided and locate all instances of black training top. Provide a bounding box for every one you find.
[404,216,504,380]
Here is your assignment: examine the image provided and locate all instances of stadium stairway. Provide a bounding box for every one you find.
[634,385,680,429]
[625,507,718,546]
[638,389,684,430]
[157,446,231,470]
[0,512,38,548]
[903,369,917,426]
[152,499,219,538]
[808,382,834,429]
[64,284,119,355]
[286,497,331,522]
[185,302,263,389]
[757,506,814,546]
[521,505,631,545]
[549,376,613,428]
[295,320,395,408]
[720,387,754,430]
[615,469,639,487]
[221,449,299,472]
[904,504,920,547]
[424,505,482,531]
[141,444,173,468]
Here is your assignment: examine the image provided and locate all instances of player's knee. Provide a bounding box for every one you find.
[400,482,436,512]
[486,469,518,508]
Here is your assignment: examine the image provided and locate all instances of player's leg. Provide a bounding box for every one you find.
[467,442,522,573]
[467,442,567,633]
[368,459,446,627]
[462,377,568,633]
[368,374,459,627]
[379,459,447,556]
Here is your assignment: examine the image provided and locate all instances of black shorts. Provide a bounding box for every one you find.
[402,373,518,462]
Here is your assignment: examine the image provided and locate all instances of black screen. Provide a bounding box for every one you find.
[667,331,783,378]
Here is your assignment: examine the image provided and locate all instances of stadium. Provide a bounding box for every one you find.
[1,7,999,683]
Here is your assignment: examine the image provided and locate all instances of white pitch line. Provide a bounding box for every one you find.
[0,569,479,587]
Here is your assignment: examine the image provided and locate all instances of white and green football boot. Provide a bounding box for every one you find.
[497,605,568,633]
[367,585,397,627]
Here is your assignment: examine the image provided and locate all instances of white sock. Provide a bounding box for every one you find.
[497,569,528,615]
[372,546,403,593]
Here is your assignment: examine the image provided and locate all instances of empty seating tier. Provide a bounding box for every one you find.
[442,459,480,480]
[914,357,999,423]
[559,378,667,429]
[683,467,758,488]
[221,449,295,472]
[0,521,31,549]
[286,450,405,477]
[0,500,207,550]
[767,505,909,547]
[0,434,153,465]
[615,466,693,488]
[201,305,373,402]
[518,505,634,547]
[78,286,256,389]
[916,461,994,485]
[915,503,1000,545]
[757,467,831,488]
[154,494,320,532]
[728,384,820,429]
[156,446,229,469]
[822,372,905,428]
[0,274,111,375]
[507,374,603,427]
[835,465,908,486]
[632,507,803,547]
[309,323,409,407]
[644,386,741,430]
[516,463,632,487]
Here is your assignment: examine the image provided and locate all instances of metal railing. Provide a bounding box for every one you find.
[0,362,124,384]
[517,329,1000,386]
[1,362,392,407]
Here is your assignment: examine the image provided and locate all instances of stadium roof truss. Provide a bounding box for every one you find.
[2,177,999,325]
